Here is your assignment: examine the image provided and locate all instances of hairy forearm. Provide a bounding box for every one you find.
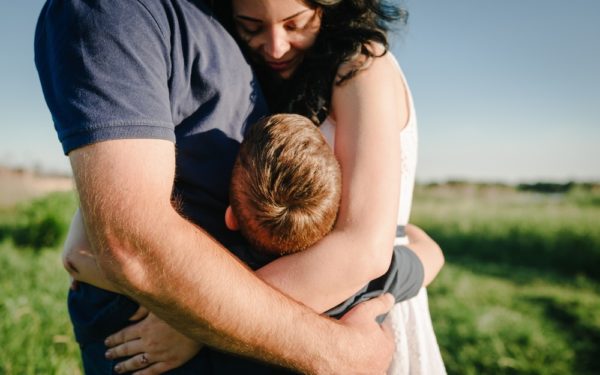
[83,200,338,372]
[69,140,367,373]
[66,204,341,371]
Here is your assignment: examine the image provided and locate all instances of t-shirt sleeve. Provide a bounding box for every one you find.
[386,245,425,303]
[35,0,174,154]
[325,244,424,319]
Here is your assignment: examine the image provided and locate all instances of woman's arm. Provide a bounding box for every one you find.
[63,208,120,293]
[257,51,414,313]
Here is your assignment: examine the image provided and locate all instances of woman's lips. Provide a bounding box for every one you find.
[265,57,295,71]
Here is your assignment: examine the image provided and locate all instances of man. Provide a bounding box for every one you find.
[34,1,394,373]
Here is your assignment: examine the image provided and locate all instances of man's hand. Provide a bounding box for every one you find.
[68,139,396,373]
[101,295,396,375]
[324,293,396,374]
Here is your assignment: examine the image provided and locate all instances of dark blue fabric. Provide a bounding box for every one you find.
[34,0,268,247]
[67,283,139,346]
[35,0,267,372]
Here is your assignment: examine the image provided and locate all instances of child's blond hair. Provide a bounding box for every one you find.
[230,114,341,255]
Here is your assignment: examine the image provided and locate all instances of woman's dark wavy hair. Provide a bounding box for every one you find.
[211,0,407,124]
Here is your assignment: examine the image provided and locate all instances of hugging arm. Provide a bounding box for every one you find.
[67,139,394,374]
[256,52,443,313]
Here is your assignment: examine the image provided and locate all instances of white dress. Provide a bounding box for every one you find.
[319,53,446,375]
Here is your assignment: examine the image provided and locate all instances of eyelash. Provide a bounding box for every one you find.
[238,21,304,36]
[240,25,262,36]
[285,22,299,31]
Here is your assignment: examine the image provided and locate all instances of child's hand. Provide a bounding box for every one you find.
[104,310,202,374]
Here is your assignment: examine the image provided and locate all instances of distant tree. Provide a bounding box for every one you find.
[517,182,574,194]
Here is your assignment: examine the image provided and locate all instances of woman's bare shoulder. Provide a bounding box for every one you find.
[331,44,408,126]
[335,43,394,80]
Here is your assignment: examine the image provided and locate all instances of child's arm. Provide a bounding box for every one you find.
[404,224,444,287]
[62,208,120,293]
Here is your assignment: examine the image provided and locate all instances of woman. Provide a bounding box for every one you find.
[219,6,445,373]
[65,0,445,373]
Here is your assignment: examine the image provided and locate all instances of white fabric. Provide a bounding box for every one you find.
[384,288,446,375]
[320,53,446,374]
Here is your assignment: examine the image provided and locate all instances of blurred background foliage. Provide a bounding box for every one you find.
[412,182,600,374]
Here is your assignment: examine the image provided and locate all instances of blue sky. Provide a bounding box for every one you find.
[1,1,599,182]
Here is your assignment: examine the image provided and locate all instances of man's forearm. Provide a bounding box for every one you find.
[70,139,397,373]
[70,139,384,373]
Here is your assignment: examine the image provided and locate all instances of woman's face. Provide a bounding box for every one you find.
[231,0,322,79]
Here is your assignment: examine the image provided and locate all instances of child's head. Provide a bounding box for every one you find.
[228,114,341,256]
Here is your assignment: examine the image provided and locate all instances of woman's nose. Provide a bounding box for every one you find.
[263,27,290,59]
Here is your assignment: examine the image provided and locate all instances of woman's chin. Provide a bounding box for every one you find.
[265,59,300,79]
[277,70,294,79]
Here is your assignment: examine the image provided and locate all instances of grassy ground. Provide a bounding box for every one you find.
[428,262,600,374]
[1,185,599,374]
[0,192,81,374]
[0,242,82,374]
[414,184,600,374]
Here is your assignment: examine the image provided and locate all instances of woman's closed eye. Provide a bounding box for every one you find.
[284,22,298,31]
[286,12,320,32]
[236,21,262,35]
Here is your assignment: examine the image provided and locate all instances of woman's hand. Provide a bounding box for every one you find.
[104,307,202,374]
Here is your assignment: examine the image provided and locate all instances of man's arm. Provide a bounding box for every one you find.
[70,138,394,374]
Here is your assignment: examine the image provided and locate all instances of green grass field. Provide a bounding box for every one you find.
[414,184,600,375]
[1,185,599,374]
[0,192,81,374]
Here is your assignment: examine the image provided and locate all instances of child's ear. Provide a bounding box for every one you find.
[224,206,239,231]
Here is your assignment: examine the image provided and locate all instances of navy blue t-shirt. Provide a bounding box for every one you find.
[35,0,267,248]
[35,0,267,346]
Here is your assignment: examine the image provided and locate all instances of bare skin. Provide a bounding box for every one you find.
[100,225,441,374]
[68,138,395,375]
